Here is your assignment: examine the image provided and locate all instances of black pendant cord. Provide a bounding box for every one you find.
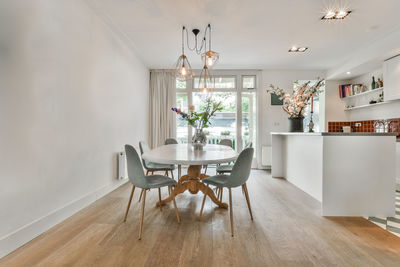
[184,24,211,55]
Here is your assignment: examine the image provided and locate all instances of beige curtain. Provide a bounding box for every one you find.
[148,70,176,148]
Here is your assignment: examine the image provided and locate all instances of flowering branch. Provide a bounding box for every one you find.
[267,79,324,118]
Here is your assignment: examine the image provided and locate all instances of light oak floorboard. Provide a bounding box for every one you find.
[2,170,400,266]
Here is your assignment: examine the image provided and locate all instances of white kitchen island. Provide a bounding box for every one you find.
[271,132,397,216]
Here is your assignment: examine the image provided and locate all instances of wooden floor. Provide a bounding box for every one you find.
[2,170,400,266]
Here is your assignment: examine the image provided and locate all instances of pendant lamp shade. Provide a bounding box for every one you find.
[197,64,214,93]
[175,54,194,79]
[201,50,219,67]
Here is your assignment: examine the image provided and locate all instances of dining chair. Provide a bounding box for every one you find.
[165,138,178,145]
[214,142,253,202]
[199,147,254,237]
[203,138,233,174]
[123,145,181,239]
[139,141,175,179]
[216,142,253,174]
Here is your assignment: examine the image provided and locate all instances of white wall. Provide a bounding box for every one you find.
[258,70,325,167]
[0,0,149,257]
[324,80,349,128]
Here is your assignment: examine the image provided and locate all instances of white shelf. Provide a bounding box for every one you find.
[344,101,387,111]
[341,87,383,100]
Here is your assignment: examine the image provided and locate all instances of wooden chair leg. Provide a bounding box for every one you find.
[243,183,253,220]
[228,188,234,237]
[138,189,143,202]
[170,186,181,223]
[216,187,221,200]
[199,191,207,217]
[158,188,162,211]
[170,170,175,180]
[178,165,181,179]
[145,170,149,176]
[138,189,146,240]
[123,185,135,222]
[165,170,168,176]
[220,188,223,202]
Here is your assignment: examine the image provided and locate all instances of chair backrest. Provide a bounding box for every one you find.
[228,147,254,188]
[125,145,147,188]
[219,139,233,148]
[165,138,178,145]
[139,141,150,169]
[245,142,253,149]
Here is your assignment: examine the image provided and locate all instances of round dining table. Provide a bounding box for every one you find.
[142,144,238,208]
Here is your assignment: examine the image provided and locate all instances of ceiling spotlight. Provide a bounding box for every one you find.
[289,47,308,53]
[346,71,351,75]
[321,10,352,20]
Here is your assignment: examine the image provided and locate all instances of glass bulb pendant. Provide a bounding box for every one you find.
[175,54,194,79]
[201,50,219,68]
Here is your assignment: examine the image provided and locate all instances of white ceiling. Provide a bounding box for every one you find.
[88,0,400,71]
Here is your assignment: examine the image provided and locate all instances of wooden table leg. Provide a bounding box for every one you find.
[157,165,228,209]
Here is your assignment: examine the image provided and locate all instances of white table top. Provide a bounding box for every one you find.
[141,144,238,165]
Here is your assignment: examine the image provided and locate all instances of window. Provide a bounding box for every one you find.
[193,76,235,89]
[175,73,258,158]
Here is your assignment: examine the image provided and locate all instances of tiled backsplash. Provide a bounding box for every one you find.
[328,118,400,136]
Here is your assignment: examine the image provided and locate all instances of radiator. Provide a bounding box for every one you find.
[118,152,128,180]
[261,146,272,168]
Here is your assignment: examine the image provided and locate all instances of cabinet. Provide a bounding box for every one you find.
[383,54,400,101]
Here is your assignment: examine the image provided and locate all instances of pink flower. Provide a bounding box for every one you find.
[189,105,194,111]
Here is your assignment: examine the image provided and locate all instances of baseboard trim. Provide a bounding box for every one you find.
[0,178,128,258]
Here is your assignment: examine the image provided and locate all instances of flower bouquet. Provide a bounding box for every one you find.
[267,79,324,132]
[172,97,222,149]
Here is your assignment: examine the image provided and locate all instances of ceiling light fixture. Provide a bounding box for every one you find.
[175,24,219,90]
[346,71,351,75]
[321,10,352,20]
[175,27,194,79]
[288,47,308,53]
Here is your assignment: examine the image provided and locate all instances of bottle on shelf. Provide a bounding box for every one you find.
[371,76,376,90]
[378,78,383,88]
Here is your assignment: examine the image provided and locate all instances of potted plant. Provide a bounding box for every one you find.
[267,79,324,132]
[172,97,222,149]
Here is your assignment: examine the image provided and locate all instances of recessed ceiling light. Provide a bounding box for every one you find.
[288,47,308,53]
[321,10,352,20]
[346,71,351,75]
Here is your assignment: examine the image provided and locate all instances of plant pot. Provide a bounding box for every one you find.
[288,117,304,132]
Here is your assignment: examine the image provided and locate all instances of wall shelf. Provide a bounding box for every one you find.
[344,101,387,111]
[341,87,383,100]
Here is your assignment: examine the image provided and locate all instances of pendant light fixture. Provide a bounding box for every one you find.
[197,60,214,93]
[174,24,219,80]
[175,26,194,79]
[201,24,219,67]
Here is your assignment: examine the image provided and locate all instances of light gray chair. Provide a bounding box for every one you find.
[123,145,180,240]
[165,138,178,145]
[216,142,253,175]
[139,141,175,180]
[203,138,233,174]
[200,147,254,237]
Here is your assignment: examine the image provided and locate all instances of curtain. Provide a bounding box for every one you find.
[148,70,175,148]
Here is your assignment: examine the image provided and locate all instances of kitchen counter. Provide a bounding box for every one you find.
[272,132,397,136]
[271,132,396,216]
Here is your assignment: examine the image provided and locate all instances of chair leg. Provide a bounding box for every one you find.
[123,185,135,222]
[178,165,181,179]
[228,188,234,237]
[170,186,181,223]
[243,183,253,220]
[220,187,223,202]
[216,187,221,200]
[158,188,162,211]
[138,189,143,202]
[170,170,175,180]
[165,170,168,176]
[199,191,207,217]
[204,165,208,174]
[138,189,146,240]
[145,170,149,176]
